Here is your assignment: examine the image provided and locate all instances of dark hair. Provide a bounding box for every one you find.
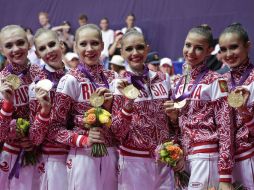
[62,21,71,26]
[126,13,136,20]
[62,41,70,54]
[188,24,214,47]
[79,14,88,21]
[24,27,33,34]
[219,22,249,43]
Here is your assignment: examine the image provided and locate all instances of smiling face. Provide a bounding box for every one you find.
[219,32,250,68]
[121,34,148,72]
[35,31,63,69]
[75,28,104,66]
[0,27,29,65]
[183,32,212,68]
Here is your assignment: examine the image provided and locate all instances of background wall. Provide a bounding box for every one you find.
[0,0,253,59]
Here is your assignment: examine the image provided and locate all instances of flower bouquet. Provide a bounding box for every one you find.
[83,107,111,157]
[155,141,190,189]
[9,118,40,179]
[16,118,40,166]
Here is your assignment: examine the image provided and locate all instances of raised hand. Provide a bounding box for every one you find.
[163,100,179,124]
[35,87,51,115]
[0,78,14,103]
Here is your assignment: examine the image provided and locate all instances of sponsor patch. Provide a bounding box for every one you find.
[190,182,203,188]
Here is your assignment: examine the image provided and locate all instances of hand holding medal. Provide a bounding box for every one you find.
[117,79,140,100]
[84,89,113,157]
[163,100,179,124]
[5,74,21,90]
[0,74,20,102]
[35,79,53,114]
[228,86,250,109]
[89,92,105,107]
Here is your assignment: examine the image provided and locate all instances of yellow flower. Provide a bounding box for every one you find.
[99,114,110,124]
[101,109,111,117]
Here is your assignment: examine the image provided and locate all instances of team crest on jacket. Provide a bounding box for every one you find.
[218,79,228,93]
[0,161,9,172]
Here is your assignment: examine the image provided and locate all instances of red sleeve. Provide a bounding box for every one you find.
[111,95,134,143]
[214,96,234,183]
[245,117,254,136]
[49,92,87,147]
[0,100,18,141]
[29,99,50,145]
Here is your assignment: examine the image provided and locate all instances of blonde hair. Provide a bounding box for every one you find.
[75,24,102,42]
[33,28,60,49]
[0,25,27,44]
[121,30,146,46]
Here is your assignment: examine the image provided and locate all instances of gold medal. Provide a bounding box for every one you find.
[228,91,244,108]
[5,74,21,90]
[89,93,104,107]
[122,84,140,99]
[36,79,53,91]
[173,99,187,109]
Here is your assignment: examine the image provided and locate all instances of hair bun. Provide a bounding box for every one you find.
[199,24,212,31]
[229,22,242,27]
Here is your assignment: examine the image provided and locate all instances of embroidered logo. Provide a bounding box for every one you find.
[0,161,9,172]
[66,159,72,169]
[38,162,45,173]
[218,79,228,93]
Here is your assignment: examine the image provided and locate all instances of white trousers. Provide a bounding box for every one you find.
[35,154,68,190]
[118,155,174,190]
[186,153,219,190]
[233,156,254,189]
[66,147,118,190]
[0,150,35,190]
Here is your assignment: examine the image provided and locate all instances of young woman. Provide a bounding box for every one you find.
[111,30,175,190]
[0,25,34,190]
[164,25,234,190]
[28,28,69,190]
[50,24,118,190]
[219,23,254,189]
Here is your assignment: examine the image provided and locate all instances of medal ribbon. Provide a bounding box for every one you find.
[127,65,149,91]
[41,65,65,88]
[230,62,253,90]
[7,64,29,78]
[78,63,109,89]
[172,66,209,101]
[8,149,25,179]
